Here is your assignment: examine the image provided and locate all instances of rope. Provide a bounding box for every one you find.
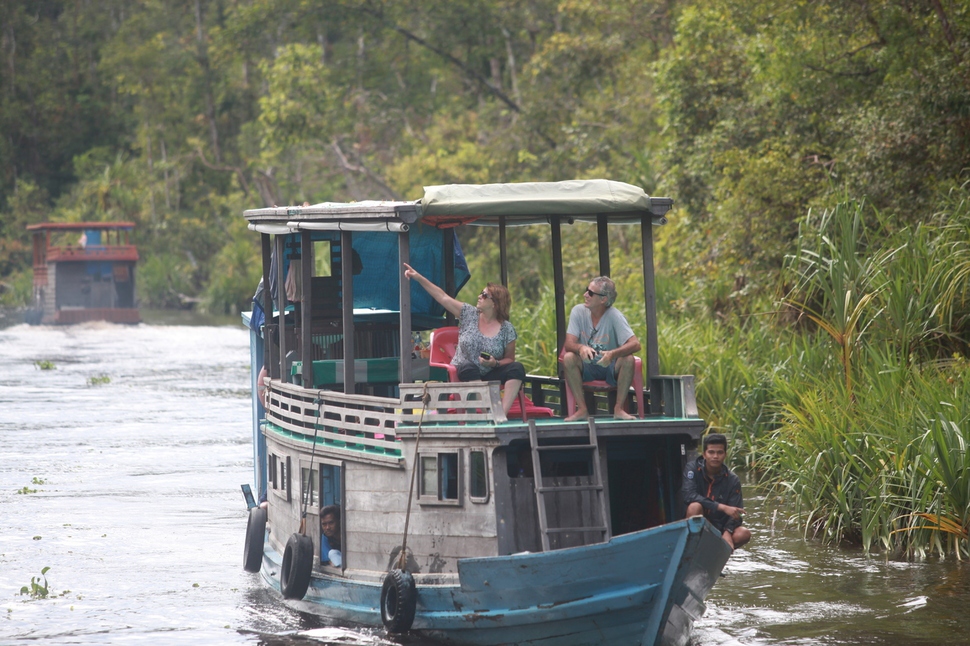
[397,381,432,570]
[298,394,323,536]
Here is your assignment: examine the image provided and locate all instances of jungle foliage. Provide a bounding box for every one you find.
[1,0,968,556]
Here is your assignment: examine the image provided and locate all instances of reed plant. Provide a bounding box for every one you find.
[757,190,970,558]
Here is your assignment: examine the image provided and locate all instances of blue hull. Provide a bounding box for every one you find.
[261,516,729,646]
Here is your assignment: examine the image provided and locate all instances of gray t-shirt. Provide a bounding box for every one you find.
[453,303,518,377]
[566,304,635,361]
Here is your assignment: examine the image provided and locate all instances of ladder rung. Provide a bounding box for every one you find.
[536,484,603,493]
[545,526,608,534]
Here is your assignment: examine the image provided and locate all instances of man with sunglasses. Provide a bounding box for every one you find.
[561,276,641,421]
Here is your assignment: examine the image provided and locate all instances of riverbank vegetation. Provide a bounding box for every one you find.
[1,0,967,557]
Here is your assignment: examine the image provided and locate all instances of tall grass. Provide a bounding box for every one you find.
[758,189,970,558]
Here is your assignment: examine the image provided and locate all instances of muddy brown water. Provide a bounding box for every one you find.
[1,315,968,645]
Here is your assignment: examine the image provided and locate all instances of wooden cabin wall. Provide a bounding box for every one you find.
[263,434,501,576]
[345,439,501,574]
[56,262,115,308]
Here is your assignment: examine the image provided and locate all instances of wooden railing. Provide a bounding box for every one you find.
[262,380,509,466]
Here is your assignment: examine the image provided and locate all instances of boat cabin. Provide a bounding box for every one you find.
[26,221,139,325]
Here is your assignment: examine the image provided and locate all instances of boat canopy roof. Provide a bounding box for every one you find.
[421,180,671,226]
[243,180,671,231]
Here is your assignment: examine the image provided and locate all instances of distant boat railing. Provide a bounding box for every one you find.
[44,244,139,262]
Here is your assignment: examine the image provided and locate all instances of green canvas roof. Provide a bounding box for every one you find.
[421,180,672,225]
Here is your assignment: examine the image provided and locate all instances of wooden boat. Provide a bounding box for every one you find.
[240,180,730,646]
[26,221,140,325]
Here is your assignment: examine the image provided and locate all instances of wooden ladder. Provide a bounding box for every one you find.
[528,418,611,552]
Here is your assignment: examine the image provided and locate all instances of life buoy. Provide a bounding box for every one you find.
[280,533,314,599]
[380,568,417,633]
[243,506,267,573]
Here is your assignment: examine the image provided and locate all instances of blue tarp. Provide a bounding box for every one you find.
[250,224,469,332]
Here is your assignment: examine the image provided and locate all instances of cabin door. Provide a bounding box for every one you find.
[604,437,678,535]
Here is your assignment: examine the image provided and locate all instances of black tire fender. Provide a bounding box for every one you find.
[280,533,314,599]
[243,506,267,573]
[380,568,417,633]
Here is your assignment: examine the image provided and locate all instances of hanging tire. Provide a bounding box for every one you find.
[243,506,267,573]
[381,568,417,633]
[280,533,314,599]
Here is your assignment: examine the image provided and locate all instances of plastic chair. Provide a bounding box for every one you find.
[429,326,552,421]
[558,346,645,419]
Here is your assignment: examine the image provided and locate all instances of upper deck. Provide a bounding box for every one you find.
[244,181,702,473]
[28,221,139,267]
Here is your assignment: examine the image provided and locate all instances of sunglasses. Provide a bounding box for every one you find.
[479,290,492,300]
[585,288,606,297]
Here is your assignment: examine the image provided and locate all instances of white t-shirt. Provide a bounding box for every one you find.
[566,304,635,360]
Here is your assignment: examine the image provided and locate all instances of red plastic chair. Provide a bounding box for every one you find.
[558,345,645,419]
[429,326,552,421]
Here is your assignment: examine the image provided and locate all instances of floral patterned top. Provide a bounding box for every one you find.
[452,303,518,377]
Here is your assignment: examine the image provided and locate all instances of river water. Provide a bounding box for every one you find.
[1,318,968,645]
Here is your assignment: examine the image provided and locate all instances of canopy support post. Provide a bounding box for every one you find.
[341,231,356,394]
[275,235,288,382]
[300,231,314,388]
[260,233,275,379]
[443,229,456,326]
[641,216,660,414]
[499,215,508,287]
[399,231,412,384]
[597,215,610,277]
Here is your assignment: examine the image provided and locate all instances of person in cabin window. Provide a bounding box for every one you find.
[319,505,342,567]
[561,276,641,421]
[682,433,751,552]
[403,263,525,416]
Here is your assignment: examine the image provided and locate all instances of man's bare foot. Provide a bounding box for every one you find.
[613,409,636,420]
[564,410,590,422]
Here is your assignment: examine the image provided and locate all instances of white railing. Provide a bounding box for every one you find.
[262,380,508,465]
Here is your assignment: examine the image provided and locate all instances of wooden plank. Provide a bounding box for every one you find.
[348,510,497,537]
[350,530,498,561]
[398,381,506,424]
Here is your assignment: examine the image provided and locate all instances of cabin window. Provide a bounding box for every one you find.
[269,453,291,502]
[419,451,462,506]
[314,240,332,277]
[469,449,489,503]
